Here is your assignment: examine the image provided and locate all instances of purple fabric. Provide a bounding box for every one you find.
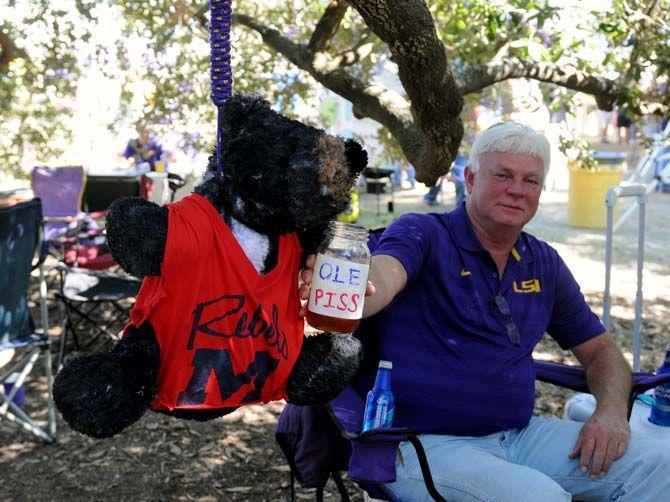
[329,386,403,483]
[536,360,670,395]
[367,205,605,436]
[31,166,84,218]
[275,403,351,489]
[122,138,164,170]
[349,438,398,483]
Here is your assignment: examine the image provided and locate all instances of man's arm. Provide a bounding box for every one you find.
[362,254,407,317]
[298,253,407,319]
[569,334,632,478]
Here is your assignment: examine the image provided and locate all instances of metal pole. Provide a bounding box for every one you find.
[603,198,615,332]
[602,184,647,370]
[40,263,56,439]
[632,194,646,371]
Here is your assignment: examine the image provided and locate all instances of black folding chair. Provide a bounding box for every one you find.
[55,264,141,370]
[0,198,56,443]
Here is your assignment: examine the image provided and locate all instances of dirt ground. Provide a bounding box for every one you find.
[2,286,668,502]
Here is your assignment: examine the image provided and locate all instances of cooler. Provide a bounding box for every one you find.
[564,392,670,440]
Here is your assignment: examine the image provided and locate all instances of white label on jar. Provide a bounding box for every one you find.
[308,253,370,320]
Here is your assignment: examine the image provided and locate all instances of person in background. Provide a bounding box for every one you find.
[615,109,635,145]
[449,152,467,208]
[422,177,442,206]
[424,153,467,207]
[122,126,165,171]
[391,160,416,190]
[599,110,614,143]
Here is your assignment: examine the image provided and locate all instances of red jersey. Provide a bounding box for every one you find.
[124,194,304,412]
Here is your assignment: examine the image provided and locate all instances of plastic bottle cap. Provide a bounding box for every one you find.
[379,360,392,369]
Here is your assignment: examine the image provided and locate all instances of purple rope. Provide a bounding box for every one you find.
[210,0,233,177]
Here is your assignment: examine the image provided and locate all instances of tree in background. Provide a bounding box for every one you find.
[2,0,668,182]
[1,4,91,176]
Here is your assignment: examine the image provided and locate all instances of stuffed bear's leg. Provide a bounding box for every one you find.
[285,332,362,405]
[106,196,168,277]
[53,322,160,438]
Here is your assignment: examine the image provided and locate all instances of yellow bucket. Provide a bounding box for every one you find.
[567,163,622,229]
[338,188,360,223]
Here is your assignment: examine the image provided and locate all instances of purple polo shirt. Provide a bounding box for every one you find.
[363,204,605,436]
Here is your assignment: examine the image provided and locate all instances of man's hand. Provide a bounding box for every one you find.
[569,405,630,478]
[298,254,375,318]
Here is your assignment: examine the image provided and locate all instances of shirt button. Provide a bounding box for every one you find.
[492,273,498,278]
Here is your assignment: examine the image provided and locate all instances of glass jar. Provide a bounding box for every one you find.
[306,221,370,333]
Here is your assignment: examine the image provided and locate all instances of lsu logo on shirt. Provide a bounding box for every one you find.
[513,279,541,294]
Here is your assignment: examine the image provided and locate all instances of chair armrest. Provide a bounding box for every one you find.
[535,359,670,421]
[43,215,79,223]
[31,239,49,271]
[88,210,108,219]
[348,427,414,442]
[534,360,589,393]
[630,372,670,399]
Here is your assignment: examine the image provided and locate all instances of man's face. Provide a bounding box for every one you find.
[465,151,544,230]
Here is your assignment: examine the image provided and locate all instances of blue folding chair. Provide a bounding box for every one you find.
[0,198,56,442]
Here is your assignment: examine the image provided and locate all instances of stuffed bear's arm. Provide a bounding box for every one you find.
[106,196,168,277]
[53,322,160,438]
[298,224,329,264]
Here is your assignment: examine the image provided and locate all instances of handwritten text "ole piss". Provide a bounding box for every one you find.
[311,260,366,314]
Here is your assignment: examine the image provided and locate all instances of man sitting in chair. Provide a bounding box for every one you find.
[299,122,670,501]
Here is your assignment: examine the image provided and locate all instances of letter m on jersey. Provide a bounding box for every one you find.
[176,349,280,406]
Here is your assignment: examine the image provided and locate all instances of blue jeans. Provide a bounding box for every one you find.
[385,417,670,501]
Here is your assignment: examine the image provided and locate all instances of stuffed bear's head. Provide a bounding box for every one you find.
[197,94,367,234]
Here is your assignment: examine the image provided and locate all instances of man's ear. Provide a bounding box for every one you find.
[464,165,474,194]
[344,139,367,176]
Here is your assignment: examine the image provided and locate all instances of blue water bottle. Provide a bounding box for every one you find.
[362,360,394,432]
[649,345,670,426]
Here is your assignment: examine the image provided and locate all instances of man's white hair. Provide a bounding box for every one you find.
[468,122,551,175]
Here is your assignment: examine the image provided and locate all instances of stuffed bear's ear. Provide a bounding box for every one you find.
[344,138,367,176]
[218,94,270,137]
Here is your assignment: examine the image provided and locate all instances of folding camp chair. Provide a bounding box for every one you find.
[31,165,113,270]
[55,264,141,370]
[0,198,56,443]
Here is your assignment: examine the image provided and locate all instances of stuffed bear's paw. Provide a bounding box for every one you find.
[53,352,156,438]
[285,332,362,405]
[106,196,168,277]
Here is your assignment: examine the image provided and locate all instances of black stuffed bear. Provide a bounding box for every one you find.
[53,95,367,438]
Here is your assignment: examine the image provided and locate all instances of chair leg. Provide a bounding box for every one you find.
[0,348,55,443]
[66,301,125,346]
[0,350,39,416]
[44,339,57,439]
[331,471,351,502]
[57,315,70,371]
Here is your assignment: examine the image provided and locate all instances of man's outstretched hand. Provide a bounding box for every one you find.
[298,254,375,318]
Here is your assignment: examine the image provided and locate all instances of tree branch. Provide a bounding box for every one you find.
[195,1,462,183]
[0,29,26,72]
[308,0,349,52]
[233,13,424,174]
[459,58,621,110]
[347,0,464,184]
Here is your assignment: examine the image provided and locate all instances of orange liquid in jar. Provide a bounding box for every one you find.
[305,310,362,334]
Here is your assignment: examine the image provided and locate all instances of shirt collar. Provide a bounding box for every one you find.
[447,202,533,264]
